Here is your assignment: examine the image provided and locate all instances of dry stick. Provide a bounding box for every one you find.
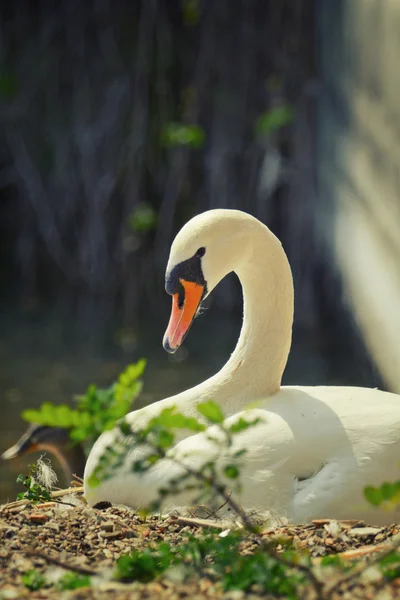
[326,534,400,599]
[173,515,231,530]
[23,549,98,576]
[0,486,84,511]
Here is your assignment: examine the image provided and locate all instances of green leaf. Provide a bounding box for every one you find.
[55,405,75,428]
[22,570,46,591]
[255,105,293,138]
[379,551,400,567]
[155,408,205,432]
[128,205,157,233]
[224,465,240,479]
[364,486,383,506]
[381,481,400,501]
[21,409,43,423]
[229,417,261,433]
[23,359,146,452]
[154,429,175,449]
[161,123,205,148]
[87,472,100,488]
[197,401,224,424]
[57,573,91,591]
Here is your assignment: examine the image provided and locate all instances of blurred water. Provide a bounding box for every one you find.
[0,303,382,503]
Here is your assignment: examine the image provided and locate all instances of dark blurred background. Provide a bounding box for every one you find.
[1,0,399,500]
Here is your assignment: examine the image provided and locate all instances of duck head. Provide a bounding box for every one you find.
[1,423,73,461]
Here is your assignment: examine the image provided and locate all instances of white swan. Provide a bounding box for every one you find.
[84,209,400,525]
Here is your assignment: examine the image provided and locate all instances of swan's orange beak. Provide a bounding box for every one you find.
[163,279,205,353]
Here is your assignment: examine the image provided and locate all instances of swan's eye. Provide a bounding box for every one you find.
[195,247,206,258]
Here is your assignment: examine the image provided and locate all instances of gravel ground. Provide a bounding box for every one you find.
[1,488,400,599]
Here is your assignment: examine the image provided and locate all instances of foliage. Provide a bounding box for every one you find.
[21,360,146,446]
[379,551,400,581]
[117,543,175,583]
[56,573,91,591]
[127,203,158,233]
[364,481,400,508]
[86,401,258,505]
[161,123,205,148]
[86,404,207,489]
[17,379,400,597]
[255,105,293,138]
[197,400,224,423]
[22,570,46,591]
[16,471,52,503]
[116,531,304,597]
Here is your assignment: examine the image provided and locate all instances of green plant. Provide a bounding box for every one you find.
[117,543,175,583]
[116,532,304,597]
[86,402,259,507]
[255,105,293,139]
[21,360,146,445]
[56,572,91,591]
[86,390,400,598]
[161,123,205,148]
[379,551,400,581]
[22,569,46,591]
[127,203,158,233]
[16,466,52,503]
[364,481,400,508]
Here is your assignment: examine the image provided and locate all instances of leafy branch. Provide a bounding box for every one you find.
[87,400,324,599]
[16,459,75,506]
[21,359,146,446]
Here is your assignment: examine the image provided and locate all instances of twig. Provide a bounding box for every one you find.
[22,549,98,576]
[214,492,232,515]
[326,534,400,598]
[72,474,84,484]
[0,486,84,511]
[313,543,388,563]
[172,515,231,530]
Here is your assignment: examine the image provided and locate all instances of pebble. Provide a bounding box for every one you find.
[1,493,400,599]
[100,521,115,532]
[223,590,245,600]
[349,527,384,538]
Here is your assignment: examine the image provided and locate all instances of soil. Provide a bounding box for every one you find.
[1,488,400,599]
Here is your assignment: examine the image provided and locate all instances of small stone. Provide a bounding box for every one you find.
[4,527,18,538]
[325,537,334,546]
[100,521,114,532]
[82,508,96,519]
[223,592,245,600]
[0,586,20,599]
[164,564,188,584]
[349,527,383,537]
[28,513,49,524]
[102,530,122,539]
[312,519,331,527]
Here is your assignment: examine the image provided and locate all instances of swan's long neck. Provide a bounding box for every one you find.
[204,224,294,405]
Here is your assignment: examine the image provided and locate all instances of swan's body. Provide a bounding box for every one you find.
[84,209,400,524]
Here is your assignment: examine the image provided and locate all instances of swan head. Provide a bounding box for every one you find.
[163,209,253,353]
